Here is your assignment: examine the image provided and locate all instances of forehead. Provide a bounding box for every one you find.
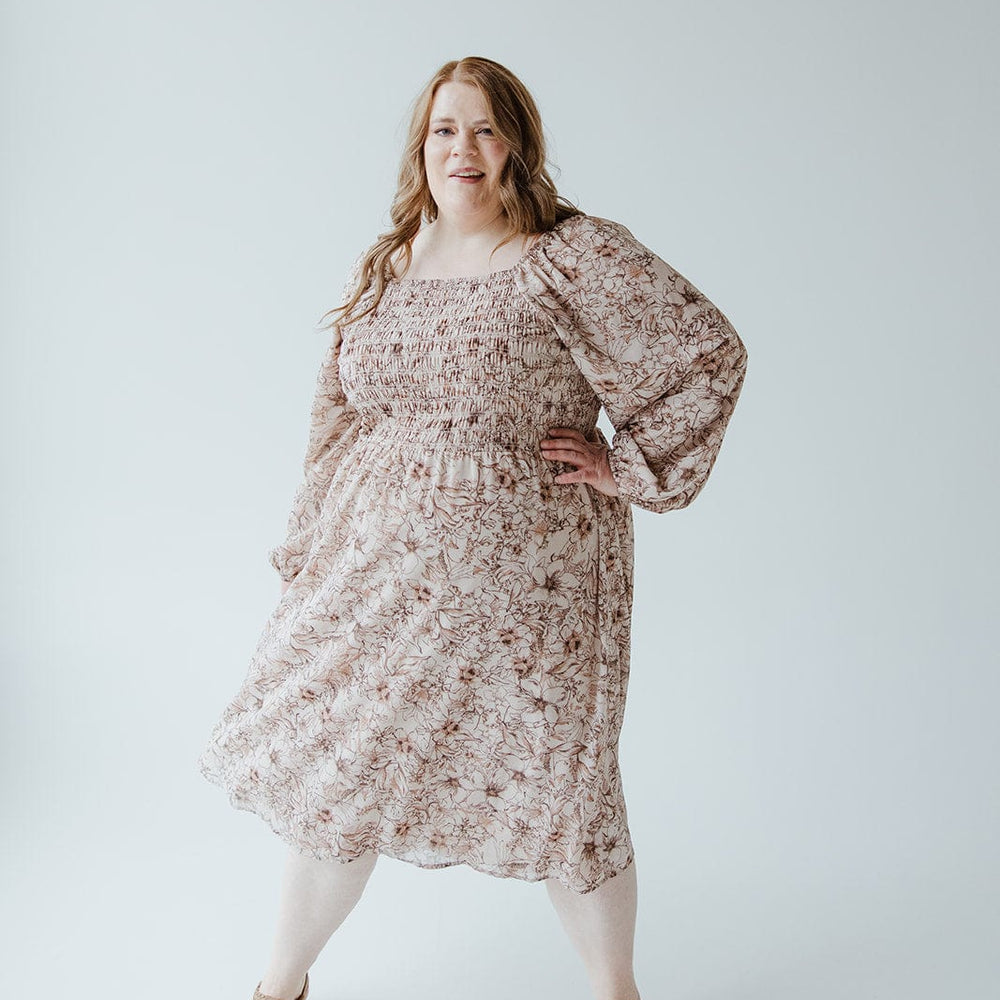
[428,80,491,121]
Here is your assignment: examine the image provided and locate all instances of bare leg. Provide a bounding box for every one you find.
[545,857,641,1000]
[257,847,379,998]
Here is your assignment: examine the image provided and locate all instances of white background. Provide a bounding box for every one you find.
[3,1,997,997]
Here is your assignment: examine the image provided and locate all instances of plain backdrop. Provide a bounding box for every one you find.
[2,1,997,998]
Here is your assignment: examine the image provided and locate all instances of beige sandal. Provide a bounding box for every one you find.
[252,972,309,1000]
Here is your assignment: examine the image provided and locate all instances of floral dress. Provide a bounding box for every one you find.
[197,213,748,893]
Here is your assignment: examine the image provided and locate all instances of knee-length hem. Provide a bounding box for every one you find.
[198,763,636,894]
[196,213,747,895]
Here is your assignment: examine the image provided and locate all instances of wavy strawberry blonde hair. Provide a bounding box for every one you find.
[321,56,581,331]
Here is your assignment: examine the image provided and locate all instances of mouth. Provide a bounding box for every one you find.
[450,170,485,182]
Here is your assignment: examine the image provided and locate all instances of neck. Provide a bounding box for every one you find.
[429,209,509,244]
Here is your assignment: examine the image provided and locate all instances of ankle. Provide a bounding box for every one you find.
[256,972,307,1000]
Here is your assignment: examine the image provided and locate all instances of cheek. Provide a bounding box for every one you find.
[423,142,442,174]
[490,148,510,178]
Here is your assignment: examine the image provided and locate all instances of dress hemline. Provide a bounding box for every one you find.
[198,758,635,896]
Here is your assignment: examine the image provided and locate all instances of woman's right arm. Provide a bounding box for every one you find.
[269,257,365,589]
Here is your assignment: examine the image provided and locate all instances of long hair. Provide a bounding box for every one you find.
[320,56,581,331]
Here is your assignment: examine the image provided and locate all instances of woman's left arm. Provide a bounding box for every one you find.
[517,215,749,513]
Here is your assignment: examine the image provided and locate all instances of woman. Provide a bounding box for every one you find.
[198,56,747,1000]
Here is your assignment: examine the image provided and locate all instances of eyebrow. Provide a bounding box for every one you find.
[429,117,491,126]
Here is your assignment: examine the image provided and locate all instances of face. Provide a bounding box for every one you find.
[423,80,509,223]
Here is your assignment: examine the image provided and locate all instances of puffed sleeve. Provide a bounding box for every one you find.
[267,258,364,583]
[514,214,748,512]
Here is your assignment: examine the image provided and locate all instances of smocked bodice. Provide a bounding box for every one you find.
[338,269,600,453]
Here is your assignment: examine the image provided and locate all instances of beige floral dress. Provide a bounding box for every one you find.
[197,213,748,893]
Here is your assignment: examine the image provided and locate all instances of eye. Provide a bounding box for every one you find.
[433,127,454,136]
[477,127,494,136]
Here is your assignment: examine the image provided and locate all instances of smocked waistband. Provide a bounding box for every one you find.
[356,409,600,452]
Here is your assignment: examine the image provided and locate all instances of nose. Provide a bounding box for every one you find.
[451,130,477,156]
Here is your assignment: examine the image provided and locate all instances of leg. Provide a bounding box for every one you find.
[545,857,641,1000]
[257,847,379,998]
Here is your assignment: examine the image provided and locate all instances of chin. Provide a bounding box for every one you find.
[443,191,499,213]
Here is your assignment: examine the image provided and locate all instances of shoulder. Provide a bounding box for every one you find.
[514,212,663,325]
[531,213,653,270]
[553,212,636,241]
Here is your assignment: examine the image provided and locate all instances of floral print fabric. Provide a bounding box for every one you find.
[197,213,747,893]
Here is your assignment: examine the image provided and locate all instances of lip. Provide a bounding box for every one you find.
[449,169,485,180]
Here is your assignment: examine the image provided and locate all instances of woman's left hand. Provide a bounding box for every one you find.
[540,427,620,498]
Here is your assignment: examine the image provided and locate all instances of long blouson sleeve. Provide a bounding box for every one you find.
[267,265,364,584]
[516,215,748,513]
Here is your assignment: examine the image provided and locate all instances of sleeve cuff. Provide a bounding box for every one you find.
[607,430,695,513]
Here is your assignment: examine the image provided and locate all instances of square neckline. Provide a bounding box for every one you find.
[387,216,574,285]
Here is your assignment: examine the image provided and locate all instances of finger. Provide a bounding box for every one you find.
[541,437,588,454]
[545,427,586,440]
[541,448,588,464]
